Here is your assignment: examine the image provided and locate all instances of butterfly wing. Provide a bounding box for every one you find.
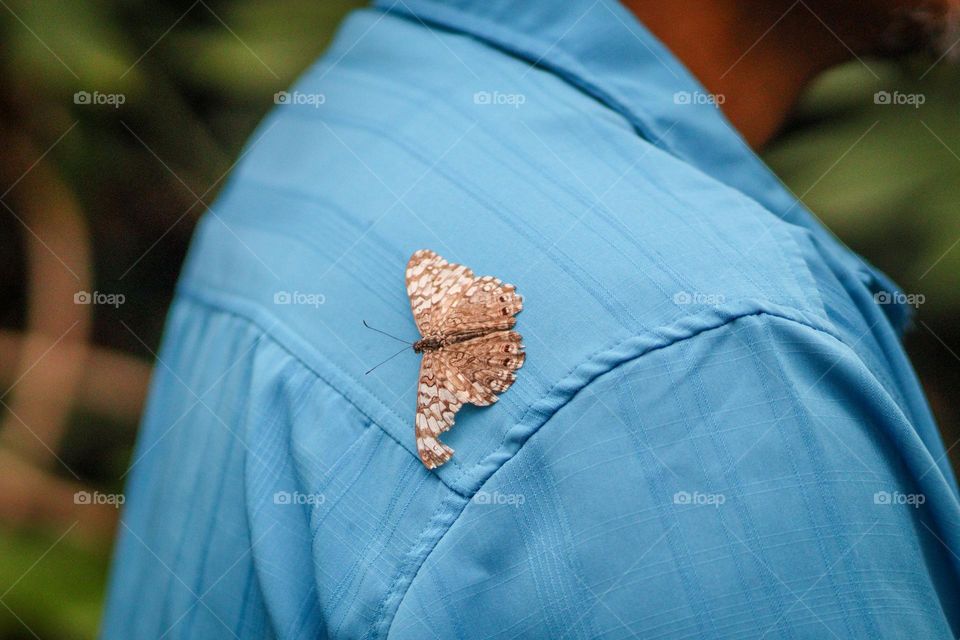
[439,330,525,406]
[438,276,523,338]
[405,249,475,338]
[415,351,460,469]
[407,250,525,469]
[414,331,525,468]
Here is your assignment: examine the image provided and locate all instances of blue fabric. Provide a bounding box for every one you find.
[101,1,960,638]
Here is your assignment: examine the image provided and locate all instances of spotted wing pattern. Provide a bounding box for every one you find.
[405,250,474,337]
[406,250,525,469]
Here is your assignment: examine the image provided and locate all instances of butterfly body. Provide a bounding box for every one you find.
[405,249,525,469]
[412,330,490,353]
[412,336,443,353]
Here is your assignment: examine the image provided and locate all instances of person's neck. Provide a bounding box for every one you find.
[622,1,872,149]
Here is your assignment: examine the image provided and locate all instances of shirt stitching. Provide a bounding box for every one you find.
[373,310,853,636]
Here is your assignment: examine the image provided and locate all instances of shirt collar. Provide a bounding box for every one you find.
[373,0,913,332]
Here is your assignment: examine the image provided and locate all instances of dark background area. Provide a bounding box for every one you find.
[0,1,957,637]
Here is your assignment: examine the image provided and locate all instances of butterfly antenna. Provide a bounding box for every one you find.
[365,345,410,375]
[362,320,412,345]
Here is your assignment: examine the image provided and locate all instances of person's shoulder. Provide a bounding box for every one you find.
[183,4,838,475]
[388,309,949,639]
[189,1,839,405]
[264,5,832,335]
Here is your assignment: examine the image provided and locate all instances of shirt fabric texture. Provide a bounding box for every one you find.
[101,1,960,638]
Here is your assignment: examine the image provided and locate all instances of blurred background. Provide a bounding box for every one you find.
[0,1,957,638]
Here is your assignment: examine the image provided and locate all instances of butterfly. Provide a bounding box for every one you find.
[405,249,525,469]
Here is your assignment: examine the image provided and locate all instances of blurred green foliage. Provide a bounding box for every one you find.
[767,59,960,465]
[0,530,109,640]
[1,2,363,638]
[767,59,960,318]
[0,2,958,639]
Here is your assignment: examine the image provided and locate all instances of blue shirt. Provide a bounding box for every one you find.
[102,1,960,638]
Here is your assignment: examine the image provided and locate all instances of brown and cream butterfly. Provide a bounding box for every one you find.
[405,249,525,469]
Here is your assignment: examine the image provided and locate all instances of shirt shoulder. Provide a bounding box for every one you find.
[388,311,959,639]
[178,7,854,494]
[106,9,960,637]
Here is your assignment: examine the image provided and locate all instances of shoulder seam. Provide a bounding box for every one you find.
[176,282,846,501]
[454,303,843,493]
[381,307,847,637]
